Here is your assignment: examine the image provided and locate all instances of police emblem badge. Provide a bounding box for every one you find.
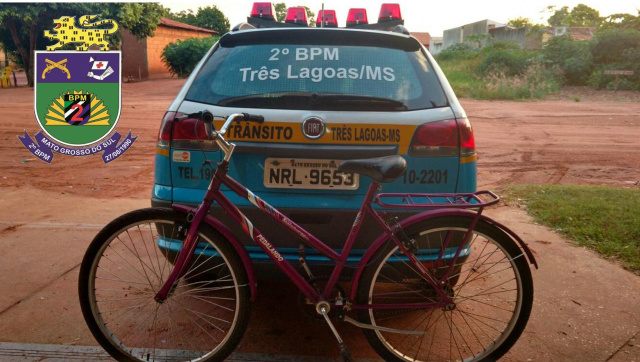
[19,15,136,163]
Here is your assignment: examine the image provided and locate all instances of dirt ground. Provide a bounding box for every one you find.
[1,79,639,196]
[1,78,639,361]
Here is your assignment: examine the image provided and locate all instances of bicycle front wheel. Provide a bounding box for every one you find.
[79,208,251,362]
[357,216,533,362]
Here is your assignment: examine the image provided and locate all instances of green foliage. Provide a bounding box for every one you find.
[436,43,478,61]
[547,4,602,27]
[600,13,640,30]
[547,6,570,26]
[542,35,593,85]
[274,3,287,22]
[0,3,166,86]
[506,185,640,273]
[162,36,219,78]
[508,17,534,28]
[566,4,602,27]
[273,3,315,26]
[479,49,532,76]
[168,6,230,34]
[439,52,559,100]
[482,40,521,52]
[465,33,490,48]
[590,28,640,64]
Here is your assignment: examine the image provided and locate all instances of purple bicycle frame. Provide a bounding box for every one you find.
[155,161,477,309]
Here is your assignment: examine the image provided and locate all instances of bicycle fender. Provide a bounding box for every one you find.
[349,209,537,298]
[172,204,258,301]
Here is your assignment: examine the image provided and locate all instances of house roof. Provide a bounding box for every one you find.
[159,17,218,34]
[411,32,431,45]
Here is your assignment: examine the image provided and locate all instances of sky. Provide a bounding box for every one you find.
[161,0,640,36]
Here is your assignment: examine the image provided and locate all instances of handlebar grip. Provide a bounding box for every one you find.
[242,113,264,123]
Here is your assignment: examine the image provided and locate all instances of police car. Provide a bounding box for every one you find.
[153,3,477,276]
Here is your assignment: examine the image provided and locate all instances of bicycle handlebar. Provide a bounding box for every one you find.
[172,111,264,162]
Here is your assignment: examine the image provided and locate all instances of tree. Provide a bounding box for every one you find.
[508,17,534,28]
[273,3,315,26]
[0,3,166,86]
[0,3,83,86]
[169,6,230,34]
[547,6,570,27]
[465,33,490,48]
[547,4,602,27]
[274,3,287,22]
[565,4,601,27]
[600,12,640,30]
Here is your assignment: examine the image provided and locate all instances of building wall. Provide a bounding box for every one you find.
[146,26,213,79]
[121,30,149,81]
[489,27,527,48]
[443,27,464,50]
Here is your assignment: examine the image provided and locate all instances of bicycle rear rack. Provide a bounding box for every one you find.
[374,190,500,209]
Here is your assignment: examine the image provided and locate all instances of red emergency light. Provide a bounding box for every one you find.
[316,9,338,27]
[250,2,276,20]
[285,7,308,25]
[378,3,402,22]
[346,8,368,27]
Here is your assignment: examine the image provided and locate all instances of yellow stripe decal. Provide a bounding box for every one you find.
[156,148,170,157]
[214,121,416,155]
[460,154,478,164]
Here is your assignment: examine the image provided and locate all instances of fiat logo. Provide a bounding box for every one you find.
[302,117,325,140]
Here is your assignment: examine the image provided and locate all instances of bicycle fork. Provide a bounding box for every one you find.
[154,202,210,302]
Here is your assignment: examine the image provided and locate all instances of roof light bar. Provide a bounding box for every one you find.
[316,9,338,28]
[285,7,308,26]
[378,3,402,22]
[250,2,276,20]
[346,8,368,27]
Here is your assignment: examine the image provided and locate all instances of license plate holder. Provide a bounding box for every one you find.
[263,158,359,190]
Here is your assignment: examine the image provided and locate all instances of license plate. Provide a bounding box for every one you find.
[263,158,359,190]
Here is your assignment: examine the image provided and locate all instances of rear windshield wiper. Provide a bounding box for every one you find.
[313,93,407,110]
[218,92,407,111]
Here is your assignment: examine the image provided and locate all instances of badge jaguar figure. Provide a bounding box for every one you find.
[44,15,119,51]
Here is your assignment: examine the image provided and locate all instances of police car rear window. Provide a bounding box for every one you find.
[186,38,447,111]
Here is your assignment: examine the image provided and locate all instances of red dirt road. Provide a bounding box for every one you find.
[1,79,639,197]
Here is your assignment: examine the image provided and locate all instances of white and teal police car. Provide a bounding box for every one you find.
[153,3,477,277]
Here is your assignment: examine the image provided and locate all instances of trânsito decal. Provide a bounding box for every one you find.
[18,15,136,163]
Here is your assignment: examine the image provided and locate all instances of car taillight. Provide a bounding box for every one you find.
[316,9,338,27]
[251,2,276,20]
[457,117,476,157]
[285,7,308,25]
[378,3,402,22]
[158,111,175,147]
[409,118,476,158]
[157,111,216,151]
[346,8,368,27]
[172,118,207,141]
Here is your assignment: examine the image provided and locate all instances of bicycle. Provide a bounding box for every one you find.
[79,111,537,362]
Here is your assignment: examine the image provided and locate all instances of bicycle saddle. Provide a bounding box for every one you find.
[338,155,407,183]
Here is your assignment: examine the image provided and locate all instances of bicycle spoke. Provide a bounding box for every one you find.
[81,211,248,362]
[359,220,531,362]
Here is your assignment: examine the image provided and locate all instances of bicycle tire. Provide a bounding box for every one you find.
[356,215,533,362]
[79,208,251,362]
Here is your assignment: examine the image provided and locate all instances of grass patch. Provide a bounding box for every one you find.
[505,185,640,273]
[438,57,560,100]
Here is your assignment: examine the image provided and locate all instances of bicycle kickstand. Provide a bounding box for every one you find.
[317,302,352,362]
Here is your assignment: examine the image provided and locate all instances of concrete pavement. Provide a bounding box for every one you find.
[0,187,639,361]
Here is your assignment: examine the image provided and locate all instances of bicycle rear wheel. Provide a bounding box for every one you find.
[356,216,533,362]
[79,208,251,362]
